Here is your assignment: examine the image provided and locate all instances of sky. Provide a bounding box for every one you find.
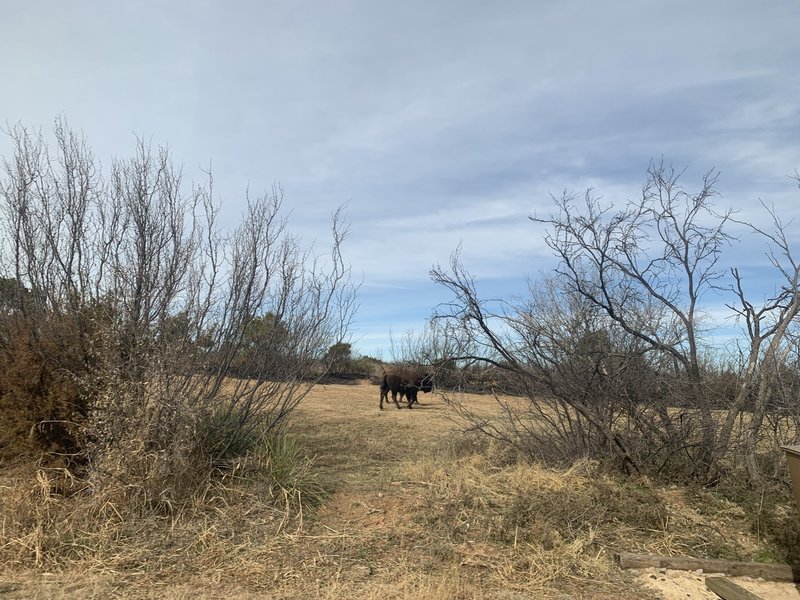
[1,1,799,358]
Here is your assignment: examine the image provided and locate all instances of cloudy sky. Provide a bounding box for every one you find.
[1,1,799,357]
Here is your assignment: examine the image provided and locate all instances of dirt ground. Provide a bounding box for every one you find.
[1,381,799,598]
[637,568,800,599]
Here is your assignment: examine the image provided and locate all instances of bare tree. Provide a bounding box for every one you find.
[724,198,800,480]
[529,162,733,478]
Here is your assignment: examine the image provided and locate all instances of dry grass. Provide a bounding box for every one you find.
[0,381,796,599]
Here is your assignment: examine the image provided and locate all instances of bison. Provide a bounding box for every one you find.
[379,369,433,410]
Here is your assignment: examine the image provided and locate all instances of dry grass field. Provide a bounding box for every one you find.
[1,382,799,599]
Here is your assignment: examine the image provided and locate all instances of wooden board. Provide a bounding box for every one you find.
[615,552,800,582]
[706,577,764,600]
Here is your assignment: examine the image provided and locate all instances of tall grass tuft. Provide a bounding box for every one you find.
[197,407,263,468]
[195,408,327,511]
[258,434,327,510]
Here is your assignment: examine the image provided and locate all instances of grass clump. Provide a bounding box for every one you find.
[195,407,327,508]
[409,453,667,550]
[403,454,637,589]
[257,434,327,509]
[197,408,264,468]
[402,440,783,590]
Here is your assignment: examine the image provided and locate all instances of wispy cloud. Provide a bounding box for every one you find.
[1,0,798,355]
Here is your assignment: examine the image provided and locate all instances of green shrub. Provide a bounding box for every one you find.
[0,314,93,463]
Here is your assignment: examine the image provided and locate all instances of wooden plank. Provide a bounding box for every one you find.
[706,577,764,600]
[615,552,800,582]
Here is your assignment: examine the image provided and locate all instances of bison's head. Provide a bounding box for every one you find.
[419,374,434,394]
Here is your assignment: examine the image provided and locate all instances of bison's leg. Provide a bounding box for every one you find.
[380,382,392,410]
[392,388,402,409]
[406,388,418,408]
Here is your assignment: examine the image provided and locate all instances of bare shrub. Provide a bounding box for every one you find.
[430,164,800,483]
[0,119,356,504]
[430,268,700,477]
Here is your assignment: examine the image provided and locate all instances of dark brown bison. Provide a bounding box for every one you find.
[379,369,433,410]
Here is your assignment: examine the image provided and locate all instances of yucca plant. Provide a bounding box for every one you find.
[258,434,327,509]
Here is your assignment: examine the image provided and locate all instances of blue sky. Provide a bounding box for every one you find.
[1,1,799,358]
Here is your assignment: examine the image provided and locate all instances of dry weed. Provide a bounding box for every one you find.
[402,443,774,593]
